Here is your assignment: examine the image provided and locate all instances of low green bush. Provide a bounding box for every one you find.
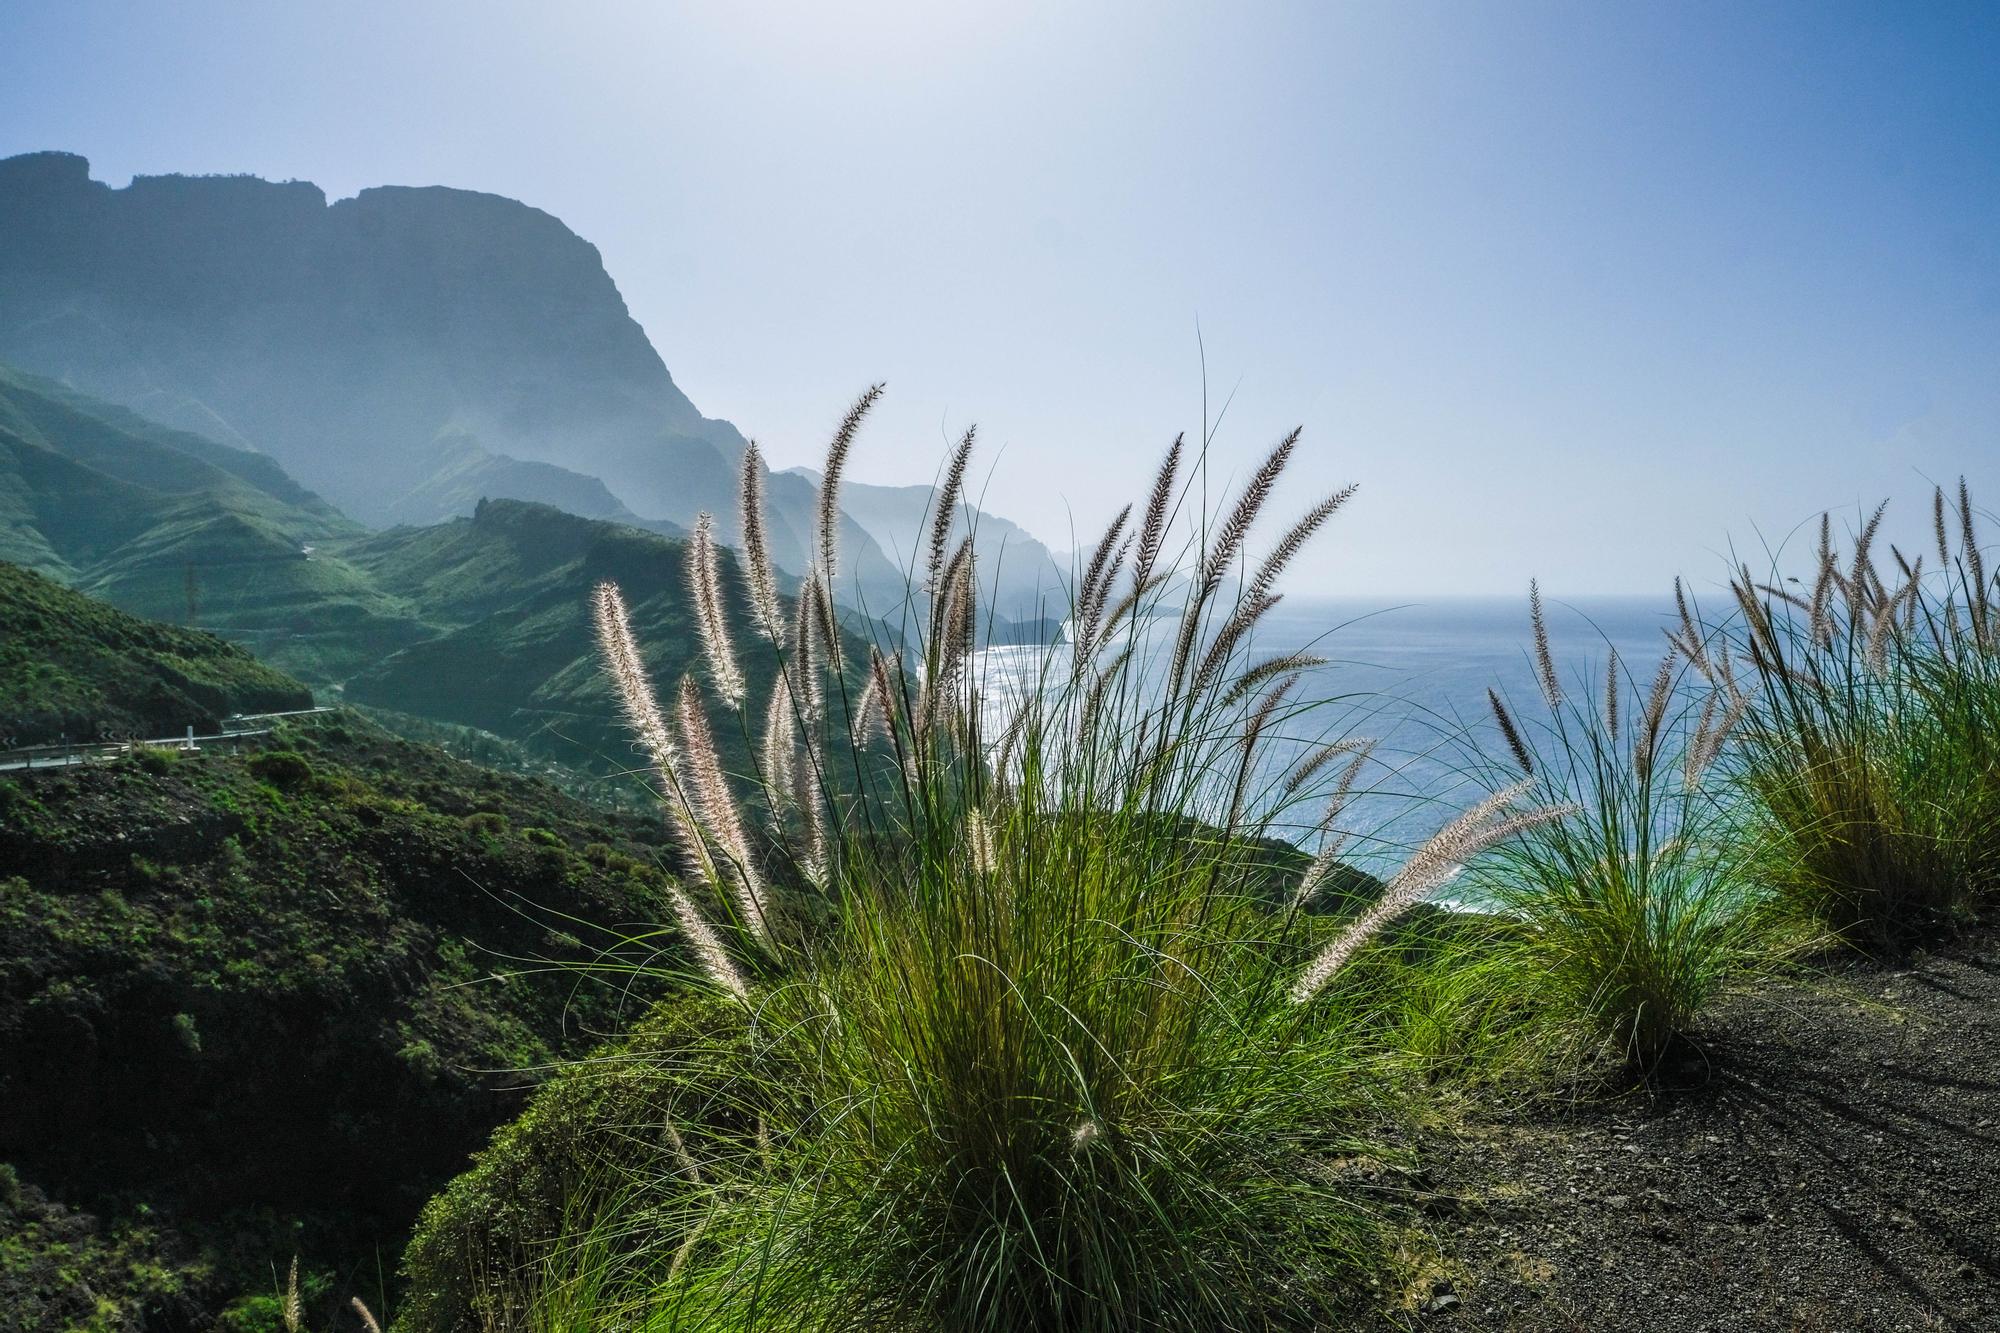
[248,749,316,789]
[398,994,759,1333]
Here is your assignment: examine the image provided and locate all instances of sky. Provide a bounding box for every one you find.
[2,1,1996,595]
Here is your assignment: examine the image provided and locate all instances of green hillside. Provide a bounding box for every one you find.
[0,365,434,682]
[0,368,853,791]
[336,498,799,779]
[0,711,693,1330]
[0,561,312,747]
[0,363,352,545]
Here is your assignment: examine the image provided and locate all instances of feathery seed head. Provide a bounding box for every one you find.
[1603,648,1621,735]
[817,383,885,581]
[1530,579,1561,708]
[1133,434,1184,595]
[967,808,996,875]
[929,425,976,590]
[738,444,786,646]
[1291,792,1571,1002]
[688,513,746,708]
[1489,688,1534,775]
[676,675,773,947]
[761,670,797,815]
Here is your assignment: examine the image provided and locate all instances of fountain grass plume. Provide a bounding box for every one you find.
[1488,687,1534,776]
[676,675,772,947]
[1132,433,1184,598]
[1961,477,1990,646]
[1200,429,1298,599]
[1227,673,1300,828]
[1071,503,1133,669]
[1530,578,1560,707]
[866,647,898,744]
[1244,484,1357,610]
[737,444,786,646]
[1293,742,1376,907]
[793,571,827,725]
[689,513,746,709]
[928,425,975,590]
[1634,651,1676,784]
[1169,428,1300,700]
[1280,733,1371,802]
[1935,485,1953,571]
[591,579,727,877]
[816,383,884,585]
[792,737,828,888]
[1292,781,1571,1002]
[1223,651,1329,710]
[1189,591,1280,703]
[592,580,751,996]
[1603,648,1621,733]
[761,668,796,815]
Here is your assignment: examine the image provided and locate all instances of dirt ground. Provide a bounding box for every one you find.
[1402,916,1999,1332]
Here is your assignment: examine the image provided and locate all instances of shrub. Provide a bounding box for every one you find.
[248,749,315,789]
[132,744,178,774]
[398,994,760,1333]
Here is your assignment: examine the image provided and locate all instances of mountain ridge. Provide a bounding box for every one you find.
[0,150,1064,609]
[0,151,877,580]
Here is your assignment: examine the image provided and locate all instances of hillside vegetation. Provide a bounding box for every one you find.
[1,365,883,789]
[0,709,700,1331]
[0,560,311,746]
[0,539,739,1330]
[0,362,431,683]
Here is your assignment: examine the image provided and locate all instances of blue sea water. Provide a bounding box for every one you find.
[1251,595,1681,869]
[973,593,1680,880]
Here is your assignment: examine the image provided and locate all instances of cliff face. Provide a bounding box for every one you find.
[0,152,741,531]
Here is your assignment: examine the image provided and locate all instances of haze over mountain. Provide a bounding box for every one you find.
[0,149,1076,609]
[0,360,880,787]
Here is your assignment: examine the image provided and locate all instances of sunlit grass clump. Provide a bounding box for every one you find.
[534,393,1570,1332]
[1692,486,2000,948]
[1477,584,1765,1071]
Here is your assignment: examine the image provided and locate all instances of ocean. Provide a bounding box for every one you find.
[972,593,1680,880]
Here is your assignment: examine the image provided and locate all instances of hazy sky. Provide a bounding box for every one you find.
[3,1,1996,595]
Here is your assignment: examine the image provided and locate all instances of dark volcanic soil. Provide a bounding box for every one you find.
[1405,918,2000,1332]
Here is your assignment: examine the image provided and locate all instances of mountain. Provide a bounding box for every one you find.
[786,467,1069,623]
[0,150,906,596]
[0,561,313,747]
[0,363,858,787]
